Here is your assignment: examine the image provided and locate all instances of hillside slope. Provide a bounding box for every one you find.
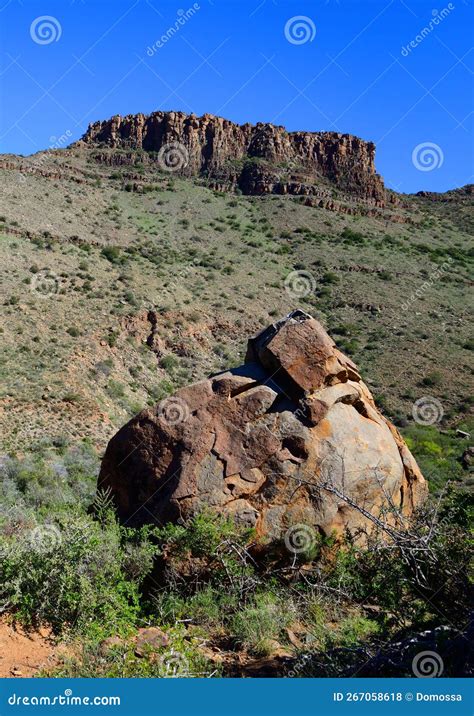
[0,120,472,453]
[0,115,472,679]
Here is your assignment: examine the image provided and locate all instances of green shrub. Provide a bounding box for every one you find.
[153,585,237,629]
[107,330,119,347]
[341,227,365,244]
[230,592,294,655]
[321,271,340,285]
[420,371,443,387]
[402,424,466,490]
[101,246,122,264]
[160,355,179,372]
[51,623,214,678]
[0,511,158,634]
[338,615,380,645]
[325,490,472,628]
[107,379,125,398]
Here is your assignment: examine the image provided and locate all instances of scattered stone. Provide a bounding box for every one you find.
[134,627,169,657]
[286,629,303,649]
[99,636,125,656]
[461,447,474,471]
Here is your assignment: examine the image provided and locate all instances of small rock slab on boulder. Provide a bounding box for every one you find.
[98,311,427,541]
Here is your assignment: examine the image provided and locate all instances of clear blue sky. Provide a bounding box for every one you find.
[0,0,472,192]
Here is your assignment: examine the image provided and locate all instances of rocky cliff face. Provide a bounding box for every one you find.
[98,311,426,541]
[80,111,386,204]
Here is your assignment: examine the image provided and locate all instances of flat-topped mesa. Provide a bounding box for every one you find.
[79,111,386,204]
[98,311,427,543]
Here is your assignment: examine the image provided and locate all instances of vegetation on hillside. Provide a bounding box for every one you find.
[0,428,472,677]
[0,150,472,451]
[0,149,472,676]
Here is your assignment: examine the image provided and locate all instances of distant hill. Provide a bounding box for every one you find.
[78,110,386,203]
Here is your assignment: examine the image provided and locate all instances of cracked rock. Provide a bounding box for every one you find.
[98,311,427,541]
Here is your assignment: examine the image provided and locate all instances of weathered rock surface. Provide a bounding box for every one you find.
[99,311,427,539]
[79,111,386,204]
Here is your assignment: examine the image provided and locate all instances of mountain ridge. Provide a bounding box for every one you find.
[78,110,386,204]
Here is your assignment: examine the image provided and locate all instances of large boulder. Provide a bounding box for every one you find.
[98,311,427,540]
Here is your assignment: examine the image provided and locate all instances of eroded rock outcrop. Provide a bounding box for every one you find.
[80,111,386,204]
[98,311,427,539]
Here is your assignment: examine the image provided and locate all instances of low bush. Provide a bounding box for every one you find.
[0,442,471,677]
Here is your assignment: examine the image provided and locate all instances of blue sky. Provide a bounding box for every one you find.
[0,0,472,192]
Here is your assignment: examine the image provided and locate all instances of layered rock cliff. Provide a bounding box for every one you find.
[79,111,386,204]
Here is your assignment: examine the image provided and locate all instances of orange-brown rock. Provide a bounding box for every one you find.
[79,111,386,204]
[98,311,427,540]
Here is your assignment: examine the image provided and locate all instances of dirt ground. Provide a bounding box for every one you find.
[0,617,62,677]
